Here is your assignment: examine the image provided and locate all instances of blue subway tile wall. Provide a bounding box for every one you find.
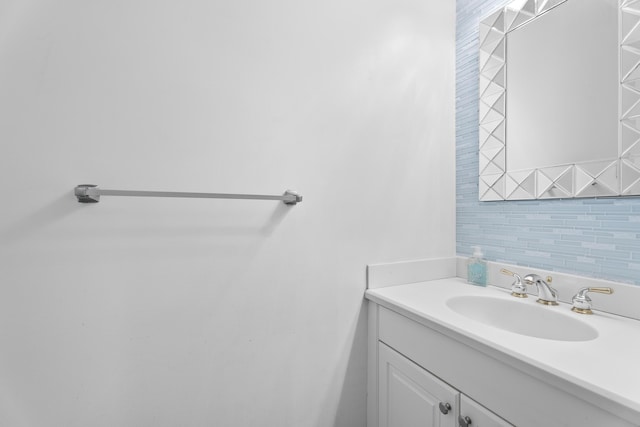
[456,0,640,285]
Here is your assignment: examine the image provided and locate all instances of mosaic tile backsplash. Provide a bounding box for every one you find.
[456,0,640,285]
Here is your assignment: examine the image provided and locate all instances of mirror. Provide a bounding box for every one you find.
[478,0,640,200]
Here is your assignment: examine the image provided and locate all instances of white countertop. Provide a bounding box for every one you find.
[365,277,640,421]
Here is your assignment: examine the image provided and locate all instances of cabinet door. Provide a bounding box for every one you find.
[379,342,458,427]
[458,395,513,427]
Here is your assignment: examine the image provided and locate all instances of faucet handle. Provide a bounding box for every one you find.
[500,269,527,298]
[571,287,614,314]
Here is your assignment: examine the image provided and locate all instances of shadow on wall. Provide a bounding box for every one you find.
[0,192,78,244]
[329,301,368,427]
[1,190,294,243]
[261,202,294,236]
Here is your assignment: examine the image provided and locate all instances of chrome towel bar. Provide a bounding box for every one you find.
[74,185,302,205]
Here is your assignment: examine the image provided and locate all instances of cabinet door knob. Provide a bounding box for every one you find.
[438,402,452,414]
[458,415,472,427]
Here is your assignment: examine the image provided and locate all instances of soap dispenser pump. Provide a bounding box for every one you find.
[467,246,487,286]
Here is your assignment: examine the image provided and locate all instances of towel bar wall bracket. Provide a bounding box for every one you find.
[74,185,303,205]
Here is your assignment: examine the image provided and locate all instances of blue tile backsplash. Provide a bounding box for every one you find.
[455,0,640,285]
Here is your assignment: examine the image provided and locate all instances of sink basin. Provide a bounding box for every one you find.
[446,296,598,341]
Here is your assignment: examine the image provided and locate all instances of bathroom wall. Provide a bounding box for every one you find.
[0,1,455,426]
[456,0,640,285]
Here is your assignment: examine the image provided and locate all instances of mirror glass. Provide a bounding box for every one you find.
[506,0,618,170]
[478,0,640,200]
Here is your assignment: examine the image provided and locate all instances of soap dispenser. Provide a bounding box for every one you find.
[467,246,487,286]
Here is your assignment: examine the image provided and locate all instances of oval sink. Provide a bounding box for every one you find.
[446,296,598,342]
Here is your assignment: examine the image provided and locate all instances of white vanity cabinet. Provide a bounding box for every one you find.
[379,342,511,427]
[367,299,638,427]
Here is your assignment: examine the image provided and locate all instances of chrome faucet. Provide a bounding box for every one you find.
[523,274,558,305]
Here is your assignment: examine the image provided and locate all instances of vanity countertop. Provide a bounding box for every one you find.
[365,278,640,422]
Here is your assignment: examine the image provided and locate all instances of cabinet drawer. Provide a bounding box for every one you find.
[459,395,513,427]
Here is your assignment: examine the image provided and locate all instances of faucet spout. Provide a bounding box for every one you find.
[523,274,558,305]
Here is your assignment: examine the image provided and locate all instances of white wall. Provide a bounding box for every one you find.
[0,1,455,426]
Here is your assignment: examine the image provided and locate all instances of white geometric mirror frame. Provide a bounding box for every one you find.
[478,0,640,201]
[621,0,640,195]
